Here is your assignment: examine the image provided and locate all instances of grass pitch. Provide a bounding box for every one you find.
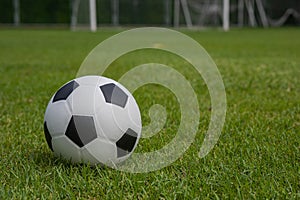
[0,28,299,199]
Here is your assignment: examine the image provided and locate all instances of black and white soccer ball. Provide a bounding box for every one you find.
[43,75,141,166]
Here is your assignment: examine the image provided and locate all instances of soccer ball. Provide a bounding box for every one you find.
[43,75,142,166]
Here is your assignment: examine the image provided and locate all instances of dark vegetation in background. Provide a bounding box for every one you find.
[0,0,70,23]
[0,0,299,25]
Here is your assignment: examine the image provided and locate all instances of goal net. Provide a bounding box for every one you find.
[71,0,97,31]
[70,0,300,31]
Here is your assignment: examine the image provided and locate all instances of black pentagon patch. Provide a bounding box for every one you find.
[53,80,79,103]
[65,115,97,148]
[44,122,53,152]
[100,83,128,108]
[116,128,138,157]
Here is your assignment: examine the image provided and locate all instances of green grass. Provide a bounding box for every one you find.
[0,28,299,199]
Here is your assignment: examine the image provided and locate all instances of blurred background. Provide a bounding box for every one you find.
[0,0,299,30]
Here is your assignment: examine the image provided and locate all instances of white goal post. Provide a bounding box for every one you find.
[89,0,97,32]
[223,0,230,31]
